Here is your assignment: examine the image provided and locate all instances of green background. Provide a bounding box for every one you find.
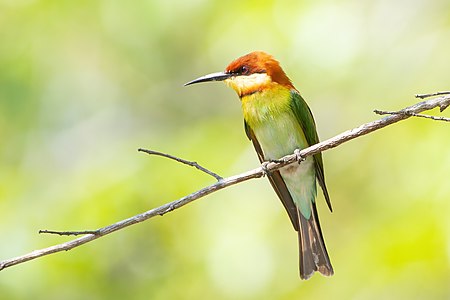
[1,0,449,299]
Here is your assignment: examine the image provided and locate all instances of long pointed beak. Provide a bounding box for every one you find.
[184,72,232,86]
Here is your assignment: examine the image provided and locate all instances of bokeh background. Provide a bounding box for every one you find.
[1,0,449,299]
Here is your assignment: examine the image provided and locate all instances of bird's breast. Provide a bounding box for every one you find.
[252,112,309,160]
[242,88,317,216]
[241,88,309,161]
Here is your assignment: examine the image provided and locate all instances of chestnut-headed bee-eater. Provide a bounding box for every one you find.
[185,51,333,280]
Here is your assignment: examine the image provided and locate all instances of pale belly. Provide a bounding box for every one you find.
[253,112,317,218]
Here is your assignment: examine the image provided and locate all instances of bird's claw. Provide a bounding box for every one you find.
[262,158,284,176]
[261,161,271,177]
[294,149,304,164]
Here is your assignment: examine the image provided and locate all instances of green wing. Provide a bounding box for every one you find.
[290,91,332,212]
[244,120,300,231]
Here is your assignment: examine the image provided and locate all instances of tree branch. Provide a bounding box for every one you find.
[137,148,223,181]
[38,230,100,236]
[415,91,450,99]
[373,109,450,122]
[1,93,449,271]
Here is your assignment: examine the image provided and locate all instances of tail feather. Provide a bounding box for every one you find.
[297,204,333,279]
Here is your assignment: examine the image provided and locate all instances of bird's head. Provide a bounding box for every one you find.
[185,51,294,97]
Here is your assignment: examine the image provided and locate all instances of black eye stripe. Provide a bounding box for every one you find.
[230,66,248,75]
[226,66,267,76]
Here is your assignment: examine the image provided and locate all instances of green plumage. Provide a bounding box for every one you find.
[289,91,332,211]
[242,87,333,279]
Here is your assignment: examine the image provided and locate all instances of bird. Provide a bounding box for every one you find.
[185,51,333,280]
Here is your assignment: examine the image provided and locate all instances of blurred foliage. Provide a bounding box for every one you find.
[1,0,449,299]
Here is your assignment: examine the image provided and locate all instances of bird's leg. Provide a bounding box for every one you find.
[294,149,305,164]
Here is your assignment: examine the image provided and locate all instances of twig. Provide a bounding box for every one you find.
[373,110,450,122]
[138,148,223,181]
[415,92,450,112]
[415,91,450,99]
[39,230,100,236]
[1,93,449,271]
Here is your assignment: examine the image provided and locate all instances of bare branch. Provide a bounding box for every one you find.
[373,109,450,122]
[1,93,449,272]
[415,91,450,99]
[39,230,100,236]
[0,169,260,271]
[414,91,450,112]
[138,148,223,181]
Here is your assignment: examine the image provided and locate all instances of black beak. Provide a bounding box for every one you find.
[184,72,232,86]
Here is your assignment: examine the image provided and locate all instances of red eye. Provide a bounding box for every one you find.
[240,65,249,75]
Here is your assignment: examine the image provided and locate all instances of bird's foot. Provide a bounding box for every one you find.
[261,159,284,176]
[261,161,271,177]
[294,149,305,164]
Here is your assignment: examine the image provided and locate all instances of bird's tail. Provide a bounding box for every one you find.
[297,203,334,280]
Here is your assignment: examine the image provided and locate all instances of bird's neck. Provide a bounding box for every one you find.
[240,85,292,128]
